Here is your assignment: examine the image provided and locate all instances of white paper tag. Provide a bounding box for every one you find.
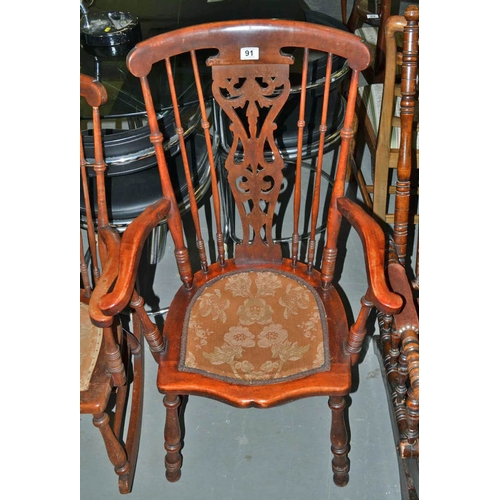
[240,47,259,60]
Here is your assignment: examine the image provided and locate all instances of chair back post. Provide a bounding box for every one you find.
[80,75,108,289]
[137,73,194,289]
[393,5,419,265]
[321,67,362,290]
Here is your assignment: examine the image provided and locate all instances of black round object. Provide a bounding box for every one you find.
[81,131,216,228]
[81,11,142,58]
[81,103,201,177]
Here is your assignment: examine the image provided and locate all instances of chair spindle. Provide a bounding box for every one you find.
[166,56,208,272]
[139,74,194,289]
[190,50,226,267]
[291,48,310,267]
[307,52,333,272]
[321,68,361,289]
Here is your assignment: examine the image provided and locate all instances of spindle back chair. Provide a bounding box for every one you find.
[95,19,403,489]
[379,7,419,497]
[354,6,420,497]
[353,6,419,279]
[80,74,146,494]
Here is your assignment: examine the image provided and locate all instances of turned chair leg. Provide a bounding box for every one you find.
[163,394,182,482]
[93,412,131,491]
[329,396,350,487]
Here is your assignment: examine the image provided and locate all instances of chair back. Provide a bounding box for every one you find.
[126,19,370,290]
[80,74,108,299]
[390,6,419,267]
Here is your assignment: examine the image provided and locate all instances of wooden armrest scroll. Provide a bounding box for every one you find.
[99,198,171,316]
[88,226,121,328]
[337,197,402,314]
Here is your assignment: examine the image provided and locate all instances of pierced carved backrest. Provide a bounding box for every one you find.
[126,20,370,289]
[80,74,108,298]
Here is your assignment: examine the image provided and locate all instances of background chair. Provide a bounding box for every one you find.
[81,73,171,493]
[353,5,420,498]
[352,5,419,287]
[80,73,143,494]
[377,239,419,500]
[341,0,396,82]
[95,18,403,490]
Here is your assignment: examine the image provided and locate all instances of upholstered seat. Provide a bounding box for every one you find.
[80,302,103,392]
[179,269,330,384]
[155,258,354,406]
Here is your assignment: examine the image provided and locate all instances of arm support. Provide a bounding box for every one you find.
[98,197,171,316]
[337,196,402,314]
[387,257,419,397]
[88,226,121,328]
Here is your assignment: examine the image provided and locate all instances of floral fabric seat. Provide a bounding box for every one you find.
[179,270,330,384]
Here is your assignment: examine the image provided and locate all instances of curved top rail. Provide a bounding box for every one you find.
[80,74,107,108]
[127,18,371,77]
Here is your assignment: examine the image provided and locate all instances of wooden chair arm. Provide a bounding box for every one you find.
[337,196,402,314]
[387,259,419,398]
[98,198,171,317]
[88,226,121,327]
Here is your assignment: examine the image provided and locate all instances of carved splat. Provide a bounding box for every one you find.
[211,64,291,264]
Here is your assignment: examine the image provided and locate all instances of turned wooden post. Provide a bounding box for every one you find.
[102,323,126,387]
[164,395,182,482]
[329,396,350,487]
[345,293,374,365]
[394,6,419,264]
[130,291,165,361]
[93,412,130,479]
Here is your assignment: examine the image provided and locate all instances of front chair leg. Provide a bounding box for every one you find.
[93,412,131,493]
[329,396,350,487]
[163,394,182,482]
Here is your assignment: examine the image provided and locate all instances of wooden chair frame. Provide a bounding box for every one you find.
[81,74,166,493]
[92,19,404,490]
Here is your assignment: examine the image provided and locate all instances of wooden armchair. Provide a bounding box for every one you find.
[352,5,420,497]
[94,19,403,489]
[80,73,164,493]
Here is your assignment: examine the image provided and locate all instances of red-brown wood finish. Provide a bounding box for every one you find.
[80,74,145,494]
[353,6,420,498]
[96,19,404,490]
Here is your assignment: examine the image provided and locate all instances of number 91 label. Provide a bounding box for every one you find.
[240,47,259,60]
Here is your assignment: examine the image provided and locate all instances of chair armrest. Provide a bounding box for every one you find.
[98,197,171,316]
[387,258,419,397]
[337,196,402,314]
[387,260,418,336]
[88,226,121,327]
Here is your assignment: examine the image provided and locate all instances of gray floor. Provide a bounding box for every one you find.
[80,176,406,500]
[80,1,417,499]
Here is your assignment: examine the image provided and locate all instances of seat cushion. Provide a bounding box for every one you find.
[178,270,330,385]
[80,302,103,392]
